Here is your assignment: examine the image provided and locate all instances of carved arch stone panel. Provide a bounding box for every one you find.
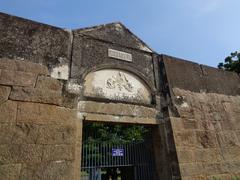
[83,69,152,104]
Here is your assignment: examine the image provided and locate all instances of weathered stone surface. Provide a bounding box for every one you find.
[163,55,205,94]
[201,65,240,95]
[0,85,11,104]
[221,147,240,162]
[19,161,74,180]
[80,112,159,124]
[196,131,218,148]
[0,123,15,144]
[216,131,240,148]
[206,174,231,180]
[11,123,39,144]
[179,163,204,176]
[223,162,240,174]
[71,36,155,90]
[182,175,207,180]
[2,12,240,180]
[10,86,62,105]
[75,23,152,52]
[42,145,75,161]
[73,119,82,179]
[170,117,184,130]
[174,130,197,148]
[0,164,21,180]
[0,69,37,87]
[177,149,194,163]
[36,76,62,91]
[17,102,77,125]
[194,149,222,163]
[170,88,240,179]
[78,101,157,118]
[203,163,228,175]
[83,69,152,104]
[163,55,240,95]
[0,12,71,67]
[0,144,43,164]
[0,100,17,123]
[37,125,76,144]
[0,58,49,75]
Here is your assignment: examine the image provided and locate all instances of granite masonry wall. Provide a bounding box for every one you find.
[162,55,240,179]
[0,58,82,180]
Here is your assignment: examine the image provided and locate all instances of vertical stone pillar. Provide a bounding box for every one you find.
[74,118,83,180]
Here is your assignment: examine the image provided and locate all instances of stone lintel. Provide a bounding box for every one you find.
[78,112,159,125]
[78,100,157,118]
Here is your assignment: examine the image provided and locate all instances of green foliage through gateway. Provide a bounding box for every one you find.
[218,51,240,74]
[83,123,149,144]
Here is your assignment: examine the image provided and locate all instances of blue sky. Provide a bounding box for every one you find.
[1,0,239,67]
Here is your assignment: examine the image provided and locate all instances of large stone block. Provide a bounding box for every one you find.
[0,85,11,104]
[0,164,21,180]
[0,69,37,87]
[10,86,62,105]
[196,131,218,148]
[0,145,12,164]
[11,123,39,144]
[36,76,62,92]
[193,149,222,163]
[42,145,75,161]
[0,123,15,144]
[0,58,48,75]
[179,163,204,176]
[182,119,198,129]
[223,162,240,174]
[17,102,77,125]
[203,163,228,175]
[170,117,184,131]
[0,144,43,164]
[198,120,215,131]
[19,161,74,180]
[221,147,240,162]
[78,101,157,118]
[37,125,76,144]
[0,100,17,123]
[173,130,197,148]
[80,112,158,124]
[216,131,240,148]
[177,149,194,163]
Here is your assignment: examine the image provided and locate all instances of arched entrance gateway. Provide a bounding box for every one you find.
[79,69,158,180]
[70,23,179,180]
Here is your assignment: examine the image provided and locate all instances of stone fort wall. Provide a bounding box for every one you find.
[0,58,81,179]
[0,12,240,180]
[163,55,240,179]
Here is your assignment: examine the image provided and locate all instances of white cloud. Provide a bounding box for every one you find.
[187,0,224,14]
[201,0,222,12]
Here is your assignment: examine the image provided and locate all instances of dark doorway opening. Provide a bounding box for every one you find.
[81,122,157,180]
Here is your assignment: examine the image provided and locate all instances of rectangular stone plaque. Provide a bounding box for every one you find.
[108,49,132,62]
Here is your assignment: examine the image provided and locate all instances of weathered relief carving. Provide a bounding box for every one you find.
[106,72,133,92]
[83,69,152,104]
